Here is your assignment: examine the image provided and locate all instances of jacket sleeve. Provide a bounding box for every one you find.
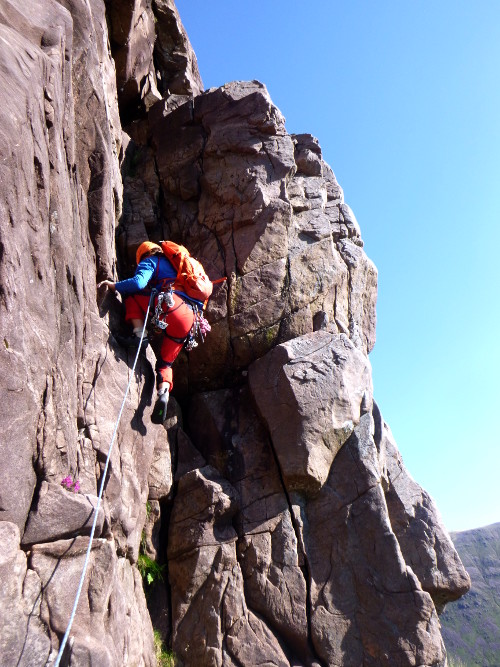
[114,257,157,296]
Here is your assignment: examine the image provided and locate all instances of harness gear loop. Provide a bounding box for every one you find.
[53,289,156,667]
[184,307,211,351]
[151,287,175,332]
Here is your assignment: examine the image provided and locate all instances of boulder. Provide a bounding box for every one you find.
[144,79,378,393]
[106,0,156,114]
[249,331,373,493]
[337,238,378,353]
[153,0,203,97]
[22,481,105,546]
[184,386,468,665]
[106,0,202,120]
[189,387,312,662]
[147,422,174,501]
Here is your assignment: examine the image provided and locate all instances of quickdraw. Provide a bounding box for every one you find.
[150,288,211,351]
[151,288,175,331]
[184,309,211,351]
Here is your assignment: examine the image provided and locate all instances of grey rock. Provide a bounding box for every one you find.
[141,499,161,560]
[184,386,467,666]
[0,0,157,661]
[168,465,291,667]
[337,238,378,353]
[149,80,378,385]
[301,413,447,667]
[22,481,105,546]
[249,331,373,493]
[147,433,173,501]
[107,0,202,118]
[383,421,471,611]
[189,388,311,660]
[0,522,51,667]
[153,0,204,97]
[106,0,156,114]
[293,134,323,176]
[30,536,155,666]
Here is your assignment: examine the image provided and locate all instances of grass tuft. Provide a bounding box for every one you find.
[154,630,176,667]
[448,657,470,667]
[137,553,166,587]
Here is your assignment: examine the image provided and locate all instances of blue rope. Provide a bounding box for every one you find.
[53,289,156,666]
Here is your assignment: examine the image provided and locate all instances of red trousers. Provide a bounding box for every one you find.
[124,293,194,390]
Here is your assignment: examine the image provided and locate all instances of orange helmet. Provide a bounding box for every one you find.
[136,241,162,265]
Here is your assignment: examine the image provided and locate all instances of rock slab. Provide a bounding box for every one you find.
[22,481,105,546]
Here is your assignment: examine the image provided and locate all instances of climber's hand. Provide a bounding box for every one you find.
[97,279,116,291]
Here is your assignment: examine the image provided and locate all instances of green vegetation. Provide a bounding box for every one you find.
[139,502,174,665]
[264,325,277,346]
[441,522,500,667]
[448,657,470,667]
[154,630,176,667]
[139,501,162,586]
[137,553,166,587]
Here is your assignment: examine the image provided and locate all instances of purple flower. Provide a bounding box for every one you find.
[61,475,80,492]
[61,475,73,488]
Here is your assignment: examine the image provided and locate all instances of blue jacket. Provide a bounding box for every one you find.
[115,255,203,307]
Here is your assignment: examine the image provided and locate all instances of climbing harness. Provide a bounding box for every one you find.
[149,287,211,351]
[52,290,156,667]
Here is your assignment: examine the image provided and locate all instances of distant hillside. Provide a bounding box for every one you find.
[441,522,500,666]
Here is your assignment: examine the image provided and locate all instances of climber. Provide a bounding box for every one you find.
[98,241,201,424]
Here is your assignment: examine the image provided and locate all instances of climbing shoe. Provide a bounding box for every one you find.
[115,333,149,353]
[151,390,169,424]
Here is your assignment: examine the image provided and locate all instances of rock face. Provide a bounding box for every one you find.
[0,1,469,666]
[106,0,203,119]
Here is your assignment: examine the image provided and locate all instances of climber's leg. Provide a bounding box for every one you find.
[150,296,194,424]
[116,295,151,350]
[151,369,171,424]
[124,294,150,322]
[156,295,195,391]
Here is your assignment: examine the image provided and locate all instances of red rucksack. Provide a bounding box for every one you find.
[160,241,213,306]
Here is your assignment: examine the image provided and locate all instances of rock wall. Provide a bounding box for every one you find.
[0,1,470,666]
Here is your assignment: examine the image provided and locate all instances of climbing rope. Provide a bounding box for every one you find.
[53,290,156,667]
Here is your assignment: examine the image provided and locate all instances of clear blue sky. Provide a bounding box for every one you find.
[175,0,500,532]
